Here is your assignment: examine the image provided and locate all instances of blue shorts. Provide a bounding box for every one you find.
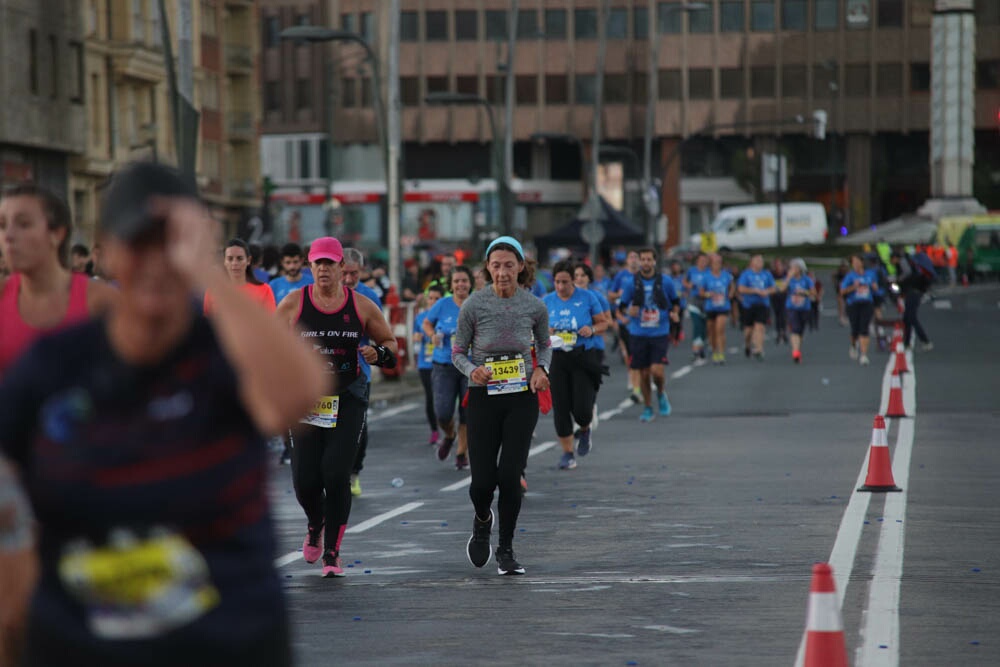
[629,335,669,369]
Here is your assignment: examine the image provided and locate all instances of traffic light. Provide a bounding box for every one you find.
[813,110,827,140]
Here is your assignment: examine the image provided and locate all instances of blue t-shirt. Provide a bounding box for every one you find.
[669,274,686,309]
[866,268,886,299]
[786,275,815,312]
[702,271,734,313]
[269,273,314,305]
[737,269,776,309]
[542,288,605,351]
[253,267,271,284]
[685,266,708,308]
[353,283,382,380]
[610,269,634,297]
[591,276,611,299]
[424,295,462,364]
[840,271,875,305]
[413,312,435,370]
[590,289,611,351]
[619,274,678,338]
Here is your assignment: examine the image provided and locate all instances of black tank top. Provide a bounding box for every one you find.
[296,285,365,390]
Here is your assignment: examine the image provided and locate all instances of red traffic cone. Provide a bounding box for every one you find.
[892,341,909,375]
[858,415,902,492]
[803,563,849,667]
[885,374,908,418]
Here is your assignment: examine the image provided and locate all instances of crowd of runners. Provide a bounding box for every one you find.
[0,163,941,664]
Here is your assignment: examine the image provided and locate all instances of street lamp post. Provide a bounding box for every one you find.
[425,92,507,238]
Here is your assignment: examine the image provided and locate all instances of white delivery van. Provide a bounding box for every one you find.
[690,203,828,251]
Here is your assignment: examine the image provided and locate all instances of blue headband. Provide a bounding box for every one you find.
[485,235,524,261]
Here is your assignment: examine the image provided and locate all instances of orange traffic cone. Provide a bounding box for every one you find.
[885,374,908,418]
[892,341,909,375]
[803,563,849,667]
[858,415,902,492]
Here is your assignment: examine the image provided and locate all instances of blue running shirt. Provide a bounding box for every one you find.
[702,271,734,313]
[618,274,679,338]
[786,275,815,311]
[542,288,605,351]
[424,295,462,364]
[737,269,776,309]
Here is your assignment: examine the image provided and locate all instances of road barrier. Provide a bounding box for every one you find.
[802,563,849,667]
[858,415,902,492]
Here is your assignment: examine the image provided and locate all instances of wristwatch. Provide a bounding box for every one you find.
[538,364,549,376]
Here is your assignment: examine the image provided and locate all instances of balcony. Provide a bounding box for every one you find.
[227,111,255,141]
[228,179,258,201]
[225,44,253,73]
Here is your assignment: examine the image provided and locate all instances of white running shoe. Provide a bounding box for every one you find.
[860,354,870,366]
[849,344,859,360]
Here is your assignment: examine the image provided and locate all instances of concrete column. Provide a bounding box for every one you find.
[846,133,871,231]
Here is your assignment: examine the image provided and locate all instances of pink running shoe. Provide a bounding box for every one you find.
[302,524,323,564]
[322,550,345,578]
[429,431,440,446]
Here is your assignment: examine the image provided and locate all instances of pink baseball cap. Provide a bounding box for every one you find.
[308,237,344,263]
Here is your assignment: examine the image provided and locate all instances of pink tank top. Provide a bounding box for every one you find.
[0,272,91,375]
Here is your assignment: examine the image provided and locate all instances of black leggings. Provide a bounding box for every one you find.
[292,391,367,552]
[550,348,599,438]
[466,387,539,546]
[419,368,437,431]
[770,293,787,337]
[351,382,371,475]
[903,290,929,345]
[847,301,874,338]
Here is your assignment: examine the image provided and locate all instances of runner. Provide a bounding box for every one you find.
[737,254,775,361]
[453,236,550,575]
[413,286,444,447]
[785,258,817,363]
[423,266,474,469]
[608,250,641,402]
[0,164,324,665]
[701,254,735,365]
[770,258,789,345]
[839,254,876,365]
[276,237,398,577]
[203,238,275,313]
[425,252,456,295]
[618,248,681,423]
[667,259,687,346]
[683,252,710,362]
[269,242,314,304]
[543,261,609,469]
[891,250,934,351]
[573,262,612,434]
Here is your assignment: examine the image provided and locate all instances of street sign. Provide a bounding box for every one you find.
[581,219,605,245]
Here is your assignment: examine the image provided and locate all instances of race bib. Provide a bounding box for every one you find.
[484,354,528,396]
[301,395,339,428]
[711,294,726,307]
[856,285,870,298]
[791,294,807,308]
[556,331,578,347]
[423,343,434,359]
[640,309,661,328]
[59,530,220,640]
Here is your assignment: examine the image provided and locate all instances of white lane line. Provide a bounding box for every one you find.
[599,398,634,421]
[857,360,915,667]
[671,364,693,379]
[274,501,424,568]
[931,299,951,310]
[370,402,419,421]
[439,441,557,492]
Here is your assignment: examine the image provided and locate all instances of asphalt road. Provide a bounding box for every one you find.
[268,284,1000,667]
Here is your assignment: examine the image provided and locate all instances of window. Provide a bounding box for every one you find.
[845,64,870,96]
[814,63,838,96]
[486,75,506,104]
[977,60,1000,89]
[782,0,807,30]
[90,73,102,143]
[295,12,310,27]
[545,9,567,38]
[202,142,220,179]
[910,63,930,92]
[721,2,745,31]
[720,68,744,98]
[634,7,649,39]
[910,0,933,26]
[456,75,478,95]
[69,41,84,103]
[299,140,312,179]
[426,76,448,94]
[658,69,681,100]
[264,16,280,48]
[49,35,58,99]
[485,10,507,40]
[265,81,280,112]
[575,74,596,104]
[657,3,681,34]
[201,1,217,36]
[751,1,775,31]
[632,71,648,103]
[517,9,538,39]
[361,12,374,43]
[604,74,628,103]
[516,75,537,104]
[976,0,1000,25]
[689,69,713,99]
[86,0,99,37]
[319,139,330,180]
[750,66,775,97]
[361,78,373,107]
[400,76,419,106]
[150,0,162,46]
[575,9,598,39]
[200,72,219,109]
[815,0,838,29]
[132,0,144,42]
[782,65,806,97]
[876,63,902,95]
[607,8,628,39]
[400,11,418,41]
[341,13,355,33]
[341,78,356,107]
[878,0,904,28]
[295,78,311,109]
[689,6,713,33]
[456,11,478,40]
[426,12,448,41]
[545,74,568,103]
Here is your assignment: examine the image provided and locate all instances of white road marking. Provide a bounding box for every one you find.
[642,625,700,635]
[599,398,633,421]
[671,364,693,379]
[439,440,557,492]
[370,402,419,421]
[931,299,951,310]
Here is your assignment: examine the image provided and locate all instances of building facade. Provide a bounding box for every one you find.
[260,0,1000,254]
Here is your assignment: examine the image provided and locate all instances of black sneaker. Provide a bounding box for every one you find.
[466,510,493,568]
[496,545,525,575]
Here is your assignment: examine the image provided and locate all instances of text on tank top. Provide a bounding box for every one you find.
[0,272,90,375]
[296,285,366,388]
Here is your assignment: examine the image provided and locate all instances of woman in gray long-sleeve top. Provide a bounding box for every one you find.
[452,236,551,576]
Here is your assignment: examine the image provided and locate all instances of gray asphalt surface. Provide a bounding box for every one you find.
[269,284,1000,666]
